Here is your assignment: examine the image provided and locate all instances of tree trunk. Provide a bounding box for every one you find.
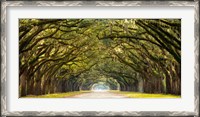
[34,79,41,95]
[165,73,172,94]
[26,77,34,95]
[19,71,28,97]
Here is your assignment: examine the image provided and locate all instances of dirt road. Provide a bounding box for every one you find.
[72,91,127,98]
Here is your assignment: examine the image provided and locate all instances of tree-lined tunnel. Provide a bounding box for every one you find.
[19,19,181,98]
[91,83,111,91]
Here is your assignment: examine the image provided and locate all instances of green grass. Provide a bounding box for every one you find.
[110,90,181,98]
[22,91,91,98]
[21,90,180,98]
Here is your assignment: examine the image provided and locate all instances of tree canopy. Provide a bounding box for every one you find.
[19,19,181,97]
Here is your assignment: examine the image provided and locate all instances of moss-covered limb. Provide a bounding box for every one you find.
[136,20,181,63]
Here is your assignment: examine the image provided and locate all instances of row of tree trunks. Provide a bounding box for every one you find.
[142,75,180,95]
[165,75,181,95]
[109,84,118,90]
[165,65,181,95]
[143,78,165,94]
[114,70,180,96]
[119,80,140,92]
[19,73,81,97]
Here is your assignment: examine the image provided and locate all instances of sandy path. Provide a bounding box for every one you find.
[71,91,127,98]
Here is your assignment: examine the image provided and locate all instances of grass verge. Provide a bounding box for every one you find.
[110,90,181,98]
[22,90,91,98]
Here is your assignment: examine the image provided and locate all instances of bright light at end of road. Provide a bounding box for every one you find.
[91,83,110,92]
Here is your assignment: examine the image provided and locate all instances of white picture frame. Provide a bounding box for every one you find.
[1,1,199,116]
